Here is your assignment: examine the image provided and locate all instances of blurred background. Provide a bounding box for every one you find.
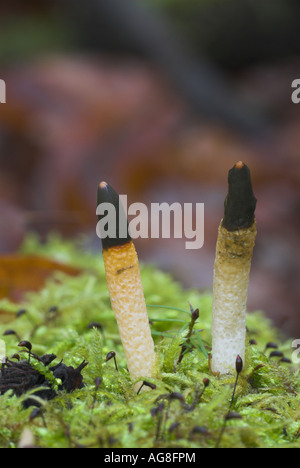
[0,0,300,336]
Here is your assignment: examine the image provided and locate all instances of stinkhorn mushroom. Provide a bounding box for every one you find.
[97,182,156,387]
[211,161,257,375]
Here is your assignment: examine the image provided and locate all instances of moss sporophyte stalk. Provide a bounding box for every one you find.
[0,164,299,448]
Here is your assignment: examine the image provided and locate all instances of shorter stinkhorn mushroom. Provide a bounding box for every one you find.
[211,161,257,375]
[97,182,156,387]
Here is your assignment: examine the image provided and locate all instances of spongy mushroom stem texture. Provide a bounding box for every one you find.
[211,221,256,375]
[102,241,156,384]
[211,161,257,376]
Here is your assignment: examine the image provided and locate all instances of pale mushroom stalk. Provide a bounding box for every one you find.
[211,161,257,375]
[97,182,156,387]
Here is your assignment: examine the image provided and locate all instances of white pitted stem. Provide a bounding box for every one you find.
[211,162,257,375]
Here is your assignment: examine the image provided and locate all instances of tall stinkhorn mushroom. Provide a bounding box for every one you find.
[97,182,156,388]
[211,161,257,375]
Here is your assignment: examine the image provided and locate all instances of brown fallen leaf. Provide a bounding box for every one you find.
[0,254,81,303]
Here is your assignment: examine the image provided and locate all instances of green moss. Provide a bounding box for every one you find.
[0,233,299,448]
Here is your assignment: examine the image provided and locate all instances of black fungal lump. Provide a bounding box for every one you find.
[0,352,88,408]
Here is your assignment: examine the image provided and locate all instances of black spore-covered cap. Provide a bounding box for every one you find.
[97,181,131,249]
[222,161,257,231]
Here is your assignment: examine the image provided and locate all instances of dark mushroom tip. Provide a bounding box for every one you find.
[97,181,131,249]
[222,161,257,231]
